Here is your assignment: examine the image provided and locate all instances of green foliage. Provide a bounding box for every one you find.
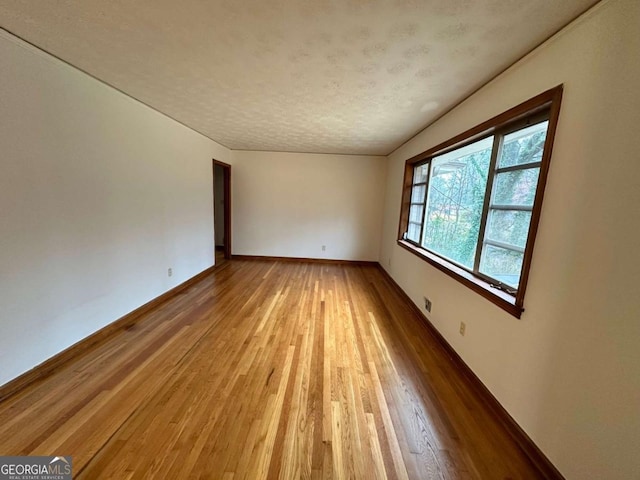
[423,148,490,268]
[420,125,546,282]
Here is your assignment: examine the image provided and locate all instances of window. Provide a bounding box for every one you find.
[397,86,563,317]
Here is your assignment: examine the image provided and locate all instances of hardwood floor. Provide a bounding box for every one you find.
[0,260,542,479]
[215,247,226,266]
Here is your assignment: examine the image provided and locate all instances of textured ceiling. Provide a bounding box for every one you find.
[1,0,598,155]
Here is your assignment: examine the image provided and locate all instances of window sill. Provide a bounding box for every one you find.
[397,240,523,318]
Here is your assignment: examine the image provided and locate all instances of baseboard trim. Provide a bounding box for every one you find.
[231,254,377,266]
[376,264,564,480]
[0,265,216,403]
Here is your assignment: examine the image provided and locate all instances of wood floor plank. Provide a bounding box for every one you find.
[0,260,544,479]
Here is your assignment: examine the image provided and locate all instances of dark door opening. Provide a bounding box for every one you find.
[213,160,231,264]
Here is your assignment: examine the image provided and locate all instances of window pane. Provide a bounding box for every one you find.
[493,167,540,206]
[413,164,429,183]
[411,184,426,204]
[407,222,421,242]
[422,136,493,268]
[409,204,424,224]
[479,244,523,288]
[498,121,548,168]
[485,210,532,248]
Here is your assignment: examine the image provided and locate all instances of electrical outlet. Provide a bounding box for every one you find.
[423,297,432,312]
[168,268,173,277]
[321,245,326,251]
[459,322,466,336]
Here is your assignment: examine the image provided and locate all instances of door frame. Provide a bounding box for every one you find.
[213,159,232,260]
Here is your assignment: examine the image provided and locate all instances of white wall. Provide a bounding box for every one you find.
[0,31,231,387]
[232,151,386,261]
[379,0,640,478]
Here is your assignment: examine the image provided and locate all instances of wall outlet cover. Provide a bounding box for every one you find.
[424,297,432,312]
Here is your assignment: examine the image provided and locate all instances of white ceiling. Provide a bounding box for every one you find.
[1,0,598,155]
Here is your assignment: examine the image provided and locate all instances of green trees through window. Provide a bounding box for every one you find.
[479,122,547,287]
[397,86,562,316]
[405,118,550,292]
[422,136,492,269]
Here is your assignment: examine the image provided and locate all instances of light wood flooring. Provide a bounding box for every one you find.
[215,247,227,266]
[0,260,542,479]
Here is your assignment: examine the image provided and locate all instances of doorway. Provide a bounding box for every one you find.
[213,160,231,265]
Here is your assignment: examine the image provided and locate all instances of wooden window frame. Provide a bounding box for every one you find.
[397,85,563,318]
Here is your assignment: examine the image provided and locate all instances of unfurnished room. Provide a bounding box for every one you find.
[0,0,639,479]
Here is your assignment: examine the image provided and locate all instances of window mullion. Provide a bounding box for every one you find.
[484,238,526,254]
[418,160,432,246]
[496,161,541,174]
[489,204,534,212]
[473,135,503,273]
